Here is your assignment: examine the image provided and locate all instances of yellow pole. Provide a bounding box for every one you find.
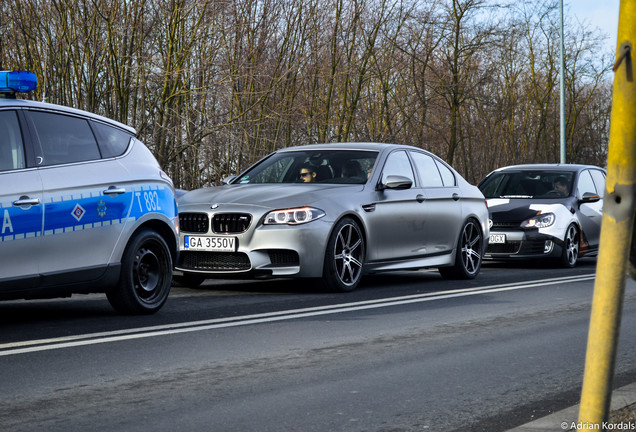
[577,0,636,428]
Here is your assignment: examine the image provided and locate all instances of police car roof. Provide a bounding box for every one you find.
[0,97,137,135]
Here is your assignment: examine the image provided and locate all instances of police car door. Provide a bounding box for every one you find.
[27,110,133,285]
[0,110,44,288]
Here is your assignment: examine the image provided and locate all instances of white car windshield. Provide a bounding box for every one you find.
[480,171,574,199]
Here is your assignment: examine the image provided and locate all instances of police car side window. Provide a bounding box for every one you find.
[29,111,101,166]
[0,111,26,171]
[91,121,133,158]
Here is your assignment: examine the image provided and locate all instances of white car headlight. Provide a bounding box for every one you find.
[264,207,325,225]
[521,212,555,228]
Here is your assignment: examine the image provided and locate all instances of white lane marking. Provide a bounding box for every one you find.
[0,274,595,357]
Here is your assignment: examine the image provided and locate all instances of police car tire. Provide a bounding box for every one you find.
[107,228,173,315]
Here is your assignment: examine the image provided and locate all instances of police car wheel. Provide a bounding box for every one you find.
[107,229,173,314]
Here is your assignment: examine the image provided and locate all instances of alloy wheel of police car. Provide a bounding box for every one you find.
[320,218,365,292]
[561,224,580,268]
[107,229,173,314]
[439,218,483,280]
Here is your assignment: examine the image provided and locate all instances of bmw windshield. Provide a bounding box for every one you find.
[479,171,575,199]
[233,149,378,184]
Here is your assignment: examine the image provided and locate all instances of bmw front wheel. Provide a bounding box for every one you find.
[319,218,365,292]
[107,229,173,314]
[439,218,483,280]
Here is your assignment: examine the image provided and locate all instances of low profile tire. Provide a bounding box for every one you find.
[560,223,580,268]
[439,218,483,280]
[107,229,173,314]
[173,273,206,288]
[318,217,365,292]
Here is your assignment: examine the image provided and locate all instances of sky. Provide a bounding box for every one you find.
[568,0,620,55]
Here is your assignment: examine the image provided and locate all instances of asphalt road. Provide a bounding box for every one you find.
[1,259,636,432]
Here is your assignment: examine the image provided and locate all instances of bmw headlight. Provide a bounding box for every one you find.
[264,207,325,225]
[521,212,555,228]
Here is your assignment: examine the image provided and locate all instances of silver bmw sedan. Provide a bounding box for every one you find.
[175,143,489,292]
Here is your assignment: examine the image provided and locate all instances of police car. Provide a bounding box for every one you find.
[0,71,179,314]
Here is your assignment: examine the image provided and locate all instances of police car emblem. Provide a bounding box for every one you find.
[97,200,107,218]
[71,203,86,222]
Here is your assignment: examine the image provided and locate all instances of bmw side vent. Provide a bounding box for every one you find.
[213,213,251,234]
[179,213,209,233]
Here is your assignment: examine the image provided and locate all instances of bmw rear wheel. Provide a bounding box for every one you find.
[319,217,365,292]
[560,224,580,268]
[107,228,173,314]
[439,218,483,280]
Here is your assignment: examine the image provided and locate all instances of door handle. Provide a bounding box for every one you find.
[13,196,41,206]
[416,194,426,203]
[452,193,460,201]
[103,186,126,196]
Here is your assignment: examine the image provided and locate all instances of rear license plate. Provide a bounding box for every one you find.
[184,236,237,252]
[489,234,506,244]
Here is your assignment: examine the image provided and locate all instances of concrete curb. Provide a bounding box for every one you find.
[507,382,636,431]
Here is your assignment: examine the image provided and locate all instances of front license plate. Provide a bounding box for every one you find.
[184,236,237,252]
[489,234,506,244]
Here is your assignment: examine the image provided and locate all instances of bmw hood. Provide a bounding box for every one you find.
[486,198,573,223]
[179,183,364,209]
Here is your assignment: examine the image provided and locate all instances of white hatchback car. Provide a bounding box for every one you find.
[478,164,606,267]
[0,71,179,314]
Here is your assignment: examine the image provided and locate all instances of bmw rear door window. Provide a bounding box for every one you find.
[28,111,101,165]
[435,160,456,187]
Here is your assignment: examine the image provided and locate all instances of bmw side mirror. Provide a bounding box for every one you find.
[378,175,413,191]
[580,192,601,203]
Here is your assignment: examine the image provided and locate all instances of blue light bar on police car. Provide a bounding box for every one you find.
[0,71,37,93]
